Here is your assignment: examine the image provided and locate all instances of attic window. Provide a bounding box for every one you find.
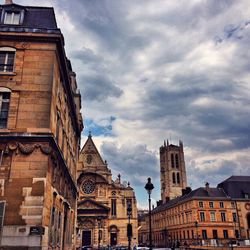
[4,12,21,25]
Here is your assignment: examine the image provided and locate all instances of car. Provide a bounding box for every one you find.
[82,246,93,250]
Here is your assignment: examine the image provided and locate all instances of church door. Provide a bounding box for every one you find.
[82,230,92,246]
[110,232,117,246]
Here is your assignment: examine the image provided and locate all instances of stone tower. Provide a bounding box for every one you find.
[160,140,187,202]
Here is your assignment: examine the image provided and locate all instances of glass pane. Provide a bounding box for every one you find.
[7,53,15,64]
[13,13,20,24]
[4,13,12,24]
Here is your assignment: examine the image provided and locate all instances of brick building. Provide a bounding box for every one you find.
[77,134,138,248]
[0,1,82,249]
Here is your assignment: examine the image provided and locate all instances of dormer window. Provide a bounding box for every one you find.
[4,11,21,25]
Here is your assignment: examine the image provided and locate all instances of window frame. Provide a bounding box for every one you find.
[221,212,226,222]
[200,211,205,222]
[4,11,21,25]
[0,88,11,129]
[209,201,214,208]
[210,211,216,222]
[0,47,16,73]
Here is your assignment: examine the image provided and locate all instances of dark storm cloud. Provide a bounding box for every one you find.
[101,141,159,186]
[79,74,123,101]
[140,63,250,152]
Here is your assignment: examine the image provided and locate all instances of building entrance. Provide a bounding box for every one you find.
[82,230,91,246]
[110,232,117,246]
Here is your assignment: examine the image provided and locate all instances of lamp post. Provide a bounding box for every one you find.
[127,202,132,250]
[145,177,154,250]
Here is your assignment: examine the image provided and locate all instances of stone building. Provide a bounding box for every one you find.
[160,140,187,202]
[76,134,138,248]
[0,1,83,249]
[218,176,250,239]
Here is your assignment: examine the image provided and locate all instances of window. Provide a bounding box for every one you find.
[111,199,116,216]
[221,212,226,222]
[171,154,174,168]
[232,213,237,222]
[219,202,224,208]
[0,47,16,72]
[175,154,179,168]
[177,172,180,184]
[223,230,228,239]
[235,230,239,238]
[4,12,21,25]
[172,172,176,184]
[199,201,203,208]
[231,202,235,208]
[0,89,11,128]
[200,212,205,222]
[202,230,207,239]
[209,202,213,208]
[212,229,218,239]
[0,201,6,232]
[56,112,61,142]
[210,212,216,222]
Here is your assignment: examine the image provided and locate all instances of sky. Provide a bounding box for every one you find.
[11,0,250,208]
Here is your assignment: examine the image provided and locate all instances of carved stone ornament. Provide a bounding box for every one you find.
[4,143,52,156]
[245,203,250,210]
[78,218,94,229]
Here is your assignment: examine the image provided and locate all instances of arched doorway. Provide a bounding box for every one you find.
[109,225,119,246]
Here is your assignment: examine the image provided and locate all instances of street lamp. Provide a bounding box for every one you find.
[127,202,132,250]
[145,177,154,250]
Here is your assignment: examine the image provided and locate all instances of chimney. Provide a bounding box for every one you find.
[5,0,13,4]
[205,182,210,191]
[157,200,163,207]
[165,196,170,203]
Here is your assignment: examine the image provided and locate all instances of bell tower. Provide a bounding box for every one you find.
[160,140,187,202]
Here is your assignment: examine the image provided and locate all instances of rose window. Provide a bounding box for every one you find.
[82,180,95,194]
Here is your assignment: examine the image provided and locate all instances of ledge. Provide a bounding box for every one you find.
[0,72,17,76]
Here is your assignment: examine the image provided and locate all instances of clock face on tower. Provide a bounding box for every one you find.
[82,180,95,194]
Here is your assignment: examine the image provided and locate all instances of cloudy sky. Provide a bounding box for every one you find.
[14,0,250,208]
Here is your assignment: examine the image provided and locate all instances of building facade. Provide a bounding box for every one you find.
[160,140,187,202]
[218,176,250,240]
[76,134,138,248]
[0,1,83,249]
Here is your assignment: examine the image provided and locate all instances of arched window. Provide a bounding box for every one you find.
[172,172,176,184]
[171,154,174,168]
[0,87,11,128]
[175,154,179,168]
[0,47,16,72]
[177,173,180,184]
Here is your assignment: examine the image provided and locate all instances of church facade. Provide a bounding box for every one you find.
[76,134,138,248]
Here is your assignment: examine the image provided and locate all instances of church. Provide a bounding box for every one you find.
[76,133,138,248]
